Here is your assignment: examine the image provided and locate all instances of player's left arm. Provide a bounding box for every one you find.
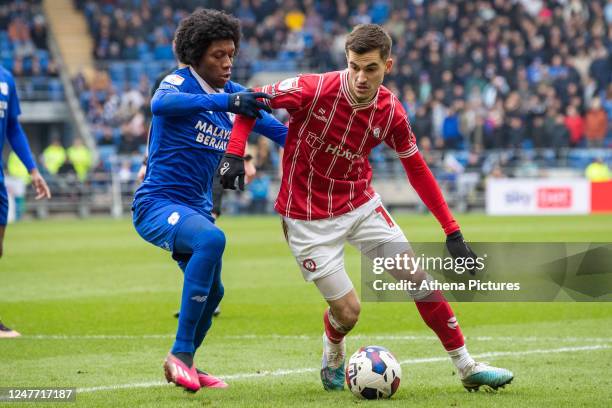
[219,78,306,190]
[387,115,476,269]
[6,77,51,199]
[226,82,287,148]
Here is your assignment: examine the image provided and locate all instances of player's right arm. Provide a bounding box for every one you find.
[225,76,308,157]
[5,72,51,199]
[151,75,272,118]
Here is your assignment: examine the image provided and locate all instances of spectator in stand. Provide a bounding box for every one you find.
[531,116,548,148]
[584,97,609,147]
[564,105,585,147]
[545,111,571,157]
[442,105,463,150]
[413,105,432,143]
[30,14,47,49]
[589,42,611,92]
[42,139,66,175]
[585,158,611,182]
[67,138,93,182]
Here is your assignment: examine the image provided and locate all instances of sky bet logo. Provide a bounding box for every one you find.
[537,188,572,208]
[505,190,530,206]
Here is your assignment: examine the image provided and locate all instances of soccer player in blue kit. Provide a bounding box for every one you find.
[0,65,51,338]
[132,9,286,392]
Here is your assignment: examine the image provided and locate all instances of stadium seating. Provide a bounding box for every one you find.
[8,0,609,213]
[71,0,611,166]
[1,1,63,101]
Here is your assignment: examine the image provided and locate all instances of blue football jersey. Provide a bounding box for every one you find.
[0,66,36,183]
[134,66,286,214]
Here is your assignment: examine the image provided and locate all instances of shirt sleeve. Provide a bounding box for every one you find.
[256,75,316,112]
[6,75,36,171]
[8,73,21,118]
[151,75,229,116]
[384,100,419,159]
[224,75,317,156]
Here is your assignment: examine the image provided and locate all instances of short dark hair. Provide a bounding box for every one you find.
[174,9,241,67]
[345,24,392,60]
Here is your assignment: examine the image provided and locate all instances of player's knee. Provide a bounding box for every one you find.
[194,227,226,257]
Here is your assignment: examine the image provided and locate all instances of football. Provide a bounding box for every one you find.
[345,345,402,399]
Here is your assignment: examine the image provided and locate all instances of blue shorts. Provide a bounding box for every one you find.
[132,199,213,254]
[0,183,8,226]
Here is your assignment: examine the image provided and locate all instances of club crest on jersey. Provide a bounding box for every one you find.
[163,74,185,86]
[167,211,180,225]
[0,82,8,96]
[302,259,317,272]
[372,127,381,139]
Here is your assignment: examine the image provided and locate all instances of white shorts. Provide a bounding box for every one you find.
[281,194,410,300]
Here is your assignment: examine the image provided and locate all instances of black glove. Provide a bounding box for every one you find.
[227,91,273,119]
[211,173,224,217]
[446,230,478,275]
[218,153,245,190]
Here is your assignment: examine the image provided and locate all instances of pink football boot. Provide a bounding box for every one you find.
[163,353,201,392]
[197,369,228,388]
[0,321,20,338]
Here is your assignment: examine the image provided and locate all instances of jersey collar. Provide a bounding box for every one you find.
[189,66,225,94]
[340,69,379,110]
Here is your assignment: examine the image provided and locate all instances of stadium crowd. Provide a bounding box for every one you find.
[0,0,62,100]
[72,0,612,165]
[2,1,612,212]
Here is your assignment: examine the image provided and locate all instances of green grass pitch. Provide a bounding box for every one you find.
[1,214,611,407]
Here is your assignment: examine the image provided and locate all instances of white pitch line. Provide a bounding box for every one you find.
[21,334,612,343]
[77,344,611,393]
[24,334,175,340]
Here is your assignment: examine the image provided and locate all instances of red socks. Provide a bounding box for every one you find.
[415,290,465,351]
[323,291,464,351]
[323,309,347,344]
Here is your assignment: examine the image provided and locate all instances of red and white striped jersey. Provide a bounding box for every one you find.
[258,70,418,220]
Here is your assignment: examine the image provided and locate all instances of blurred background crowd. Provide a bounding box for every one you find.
[1,0,612,215]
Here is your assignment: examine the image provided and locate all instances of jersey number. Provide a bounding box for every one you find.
[375,206,394,228]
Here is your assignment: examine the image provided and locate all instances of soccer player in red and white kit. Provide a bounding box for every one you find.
[218,24,513,392]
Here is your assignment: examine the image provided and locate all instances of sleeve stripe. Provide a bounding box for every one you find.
[397,145,419,158]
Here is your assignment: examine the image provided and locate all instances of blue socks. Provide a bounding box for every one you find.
[171,215,225,355]
[194,261,223,350]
